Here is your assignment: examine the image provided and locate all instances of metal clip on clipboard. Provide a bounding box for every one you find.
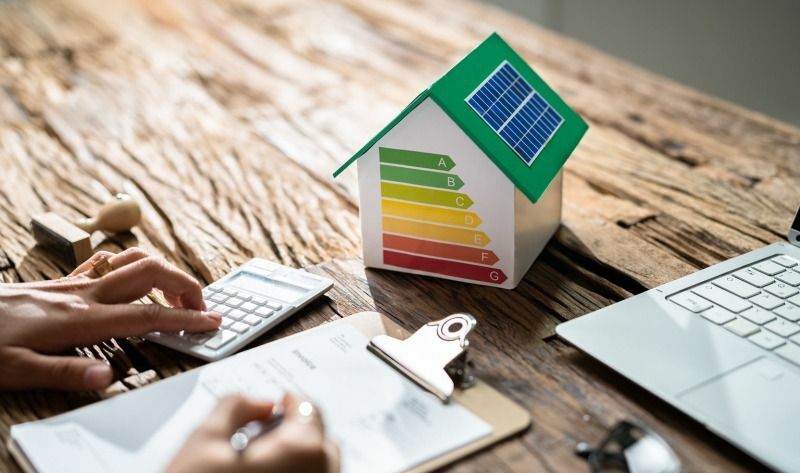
[368,313,477,402]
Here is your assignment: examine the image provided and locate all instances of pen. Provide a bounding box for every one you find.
[230,408,285,453]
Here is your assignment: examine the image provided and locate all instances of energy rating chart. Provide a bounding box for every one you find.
[378,147,507,284]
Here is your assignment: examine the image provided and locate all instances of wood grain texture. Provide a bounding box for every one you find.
[0,0,797,471]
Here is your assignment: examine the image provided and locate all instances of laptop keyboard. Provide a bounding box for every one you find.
[669,254,800,366]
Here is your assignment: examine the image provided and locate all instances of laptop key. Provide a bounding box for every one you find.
[733,268,774,288]
[777,270,800,287]
[713,275,760,298]
[748,331,786,350]
[739,307,775,325]
[773,255,799,268]
[750,292,784,310]
[669,291,713,313]
[700,306,736,325]
[691,284,751,313]
[775,304,800,322]
[775,343,800,367]
[765,319,800,338]
[724,318,759,337]
[765,283,799,299]
[753,260,786,276]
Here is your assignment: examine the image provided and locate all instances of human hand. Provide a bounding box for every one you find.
[0,248,221,391]
[166,393,339,473]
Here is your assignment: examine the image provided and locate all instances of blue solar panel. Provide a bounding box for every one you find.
[466,61,563,166]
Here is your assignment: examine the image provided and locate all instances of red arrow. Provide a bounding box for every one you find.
[383,250,508,284]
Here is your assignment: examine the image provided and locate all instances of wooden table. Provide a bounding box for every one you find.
[1,0,798,471]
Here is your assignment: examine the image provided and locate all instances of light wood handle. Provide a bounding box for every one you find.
[75,193,141,233]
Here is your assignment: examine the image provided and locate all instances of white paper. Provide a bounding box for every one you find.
[11,323,492,473]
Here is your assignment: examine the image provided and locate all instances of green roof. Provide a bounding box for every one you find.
[333,32,588,203]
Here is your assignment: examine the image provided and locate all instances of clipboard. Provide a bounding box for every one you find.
[328,311,531,472]
[8,311,530,473]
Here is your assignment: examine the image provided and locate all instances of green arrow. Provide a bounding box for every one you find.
[381,182,473,209]
[380,164,464,190]
[379,147,455,171]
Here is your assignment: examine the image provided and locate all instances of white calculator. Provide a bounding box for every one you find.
[145,259,334,361]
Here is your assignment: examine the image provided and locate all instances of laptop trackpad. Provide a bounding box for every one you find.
[679,357,800,468]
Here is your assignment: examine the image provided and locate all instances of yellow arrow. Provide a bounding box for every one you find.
[382,199,482,228]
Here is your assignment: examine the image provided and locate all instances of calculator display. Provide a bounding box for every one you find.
[228,272,306,302]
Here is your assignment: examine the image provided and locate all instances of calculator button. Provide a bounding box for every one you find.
[210,293,228,304]
[189,332,215,344]
[243,314,262,326]
[220,318,234,329]
[251,296,267,305]
[222,287,237,296]
[255,307,274,318]
[205,330,237,350]
[237,294,251,302]
[207,285,223,293]
[202,289,214,298]
[205,302,218,312]
[228,309,247,321]
[241,302,258,313]
[215,305,232,316]
[226,297,246,308]
[266,301,283,310]
[231,322,250,334]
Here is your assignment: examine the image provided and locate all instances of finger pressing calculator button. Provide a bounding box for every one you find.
[243,314,262,326]
[231,322,250,334]
[226,297,246,308]
[255,307,273,318]
[204,330,236,350]
[228,309,247,321]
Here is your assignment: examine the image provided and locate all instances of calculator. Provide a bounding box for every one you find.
[145,259,334,361]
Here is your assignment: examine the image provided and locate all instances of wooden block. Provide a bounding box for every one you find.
[30,213,92,266]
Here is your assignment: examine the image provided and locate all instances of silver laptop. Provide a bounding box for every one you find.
[558,206,800,472]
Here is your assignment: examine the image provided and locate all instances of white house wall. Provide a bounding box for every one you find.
[356,97,517,288]
[513,170,562,283]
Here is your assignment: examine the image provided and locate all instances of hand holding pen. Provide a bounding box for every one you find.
[166,392,340,473]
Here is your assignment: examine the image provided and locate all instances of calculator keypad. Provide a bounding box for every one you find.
[190,286,287,351]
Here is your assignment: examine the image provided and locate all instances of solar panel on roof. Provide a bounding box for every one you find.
[466,60,563,166]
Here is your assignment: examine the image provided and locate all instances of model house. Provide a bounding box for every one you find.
[334,33,588,288]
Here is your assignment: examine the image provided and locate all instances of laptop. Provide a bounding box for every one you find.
[557,206,800,472]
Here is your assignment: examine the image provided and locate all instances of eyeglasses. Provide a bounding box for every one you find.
[575,421,683,473]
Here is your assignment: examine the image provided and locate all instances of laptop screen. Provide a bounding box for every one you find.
[794,206,800,232]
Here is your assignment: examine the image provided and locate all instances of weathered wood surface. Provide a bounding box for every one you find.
[0,0,797,471]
